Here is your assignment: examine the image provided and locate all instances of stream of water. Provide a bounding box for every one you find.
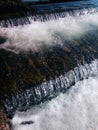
[11,76,98,130]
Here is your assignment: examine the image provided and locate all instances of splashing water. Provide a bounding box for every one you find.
[0,11,98,52]
[11,75,98,130]
[1,2,98,129]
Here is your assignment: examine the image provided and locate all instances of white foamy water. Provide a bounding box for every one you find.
[11,76,98,130]
[0,12,98,52]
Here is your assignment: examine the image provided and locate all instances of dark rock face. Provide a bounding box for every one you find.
[0,0,21,5]
[0,0,29,21]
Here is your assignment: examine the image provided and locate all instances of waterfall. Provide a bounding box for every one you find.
[1,3,98,119]
[0,1,98,28]
[0,7,97,27]
[11,75,98,130]
[0,2,98,130]
[1,10,98,53]
[3,59,98,118]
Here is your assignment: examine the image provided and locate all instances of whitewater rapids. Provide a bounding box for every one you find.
[11,76,98,130]
[0,11,98,52]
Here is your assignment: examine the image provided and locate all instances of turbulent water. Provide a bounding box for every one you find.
[1,1,98,130]
[11,76,98,130]
[7,11,98,127]
[0,10,98,52]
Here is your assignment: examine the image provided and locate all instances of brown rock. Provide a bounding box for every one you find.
[0,110,10,130]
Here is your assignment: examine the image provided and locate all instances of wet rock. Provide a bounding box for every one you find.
[0,110,10,130]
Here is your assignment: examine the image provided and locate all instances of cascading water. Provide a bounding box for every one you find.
[3,60,98,117]
[11,76,98,130]
[0,0,98,130]
[1,9,98,52]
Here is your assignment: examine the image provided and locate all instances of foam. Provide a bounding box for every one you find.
[11,76,98,130]
[0,12,98,52]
